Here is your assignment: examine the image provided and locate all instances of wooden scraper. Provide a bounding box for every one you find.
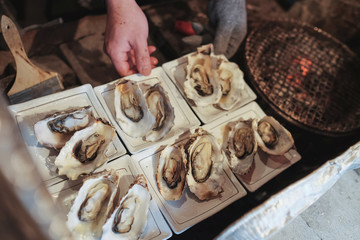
[1,15,64,104]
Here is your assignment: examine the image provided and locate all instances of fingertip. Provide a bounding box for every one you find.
[150,56,158,66]
[148,45,157,54]
[139,65,151,76]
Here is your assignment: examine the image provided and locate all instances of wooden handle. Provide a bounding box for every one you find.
[1,15,60,95]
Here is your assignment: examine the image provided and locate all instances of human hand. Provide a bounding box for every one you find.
[208,0,247,59]
[104,0,158,76]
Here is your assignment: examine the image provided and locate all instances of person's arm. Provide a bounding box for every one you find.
[104,0,158,76]
[208,0,247,59]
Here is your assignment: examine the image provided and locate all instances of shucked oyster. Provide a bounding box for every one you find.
[67,170,119,240]
[102,174,151,240]
[184,44,222,107]
[254,116,294,155]
[215,59,245,110]
[114,79,155,138]
[156,144,187,201]
[144,83,175,142]
[34,106,93,149]
[184,128,225,200]
[224,119,258,176]
[55,118,116,180]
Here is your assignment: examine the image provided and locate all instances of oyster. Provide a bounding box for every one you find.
[184,128,225,200]
[156,144,187,201]
[102,174,151,240]
[114,79,155,138]
[144,83,175,142]
[224,119,258,176]
[215,60,245,110]
[34,106,93,149]
[55,118,116,180]
[67,170,119,240]
[254,116,294,155]
[184,45,222,107]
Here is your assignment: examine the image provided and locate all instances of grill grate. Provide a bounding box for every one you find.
[245,19,360,136]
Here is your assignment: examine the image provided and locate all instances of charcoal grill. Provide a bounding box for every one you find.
[244,18,360,137]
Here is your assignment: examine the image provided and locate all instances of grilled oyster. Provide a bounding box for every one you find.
[67,170,119,240]
[55,118,116,180]
[34,106,93,149]
[102,174,151,240]
[224,119,258,176]
[184,128,225,200]
[114,79,155,138]
[184,44,222,107]
[215,60,245,110]
[254,116,294,155]
[144,83,175,142]
[156,144,187,201]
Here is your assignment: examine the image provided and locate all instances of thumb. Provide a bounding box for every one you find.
[134,40,152,76]
[110,50,133,77]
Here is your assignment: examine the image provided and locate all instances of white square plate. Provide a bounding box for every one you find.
[8,84,127,186]
[162,54,257,124]
[94,67,201,154]
[202,101,302,192]
[131,140,247,234]
[48,155,172,240]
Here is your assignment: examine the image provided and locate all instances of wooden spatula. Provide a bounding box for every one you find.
[1,15,64,104]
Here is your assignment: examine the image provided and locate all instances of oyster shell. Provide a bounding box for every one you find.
[144,83,175,142]
[215,60,245,110]
[254,116,294,155]
[34,106,93,149]
[184,128,225,200]
[67,170,119,240]
[114,79,155,138]
[184,45,222,107]
[102,174,151,240]
[224,119,258,175]
[156,144,187,201]
[55,118,116,180]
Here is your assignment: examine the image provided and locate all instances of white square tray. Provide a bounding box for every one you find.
[162,54,257,124]
[202,101,302,192]
[94,67,201,154]
[8,84,127,186]
[131,141,247,234]
[48,155,172,240]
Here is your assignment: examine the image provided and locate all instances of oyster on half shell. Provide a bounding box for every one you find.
[144,83,175,142]
[156,144,187,201]
[224,119,258,176]
[215,59,246,110]
[34,106,93,149]
[67,170,119,240]
[101,174,151,240]
[254,116,294,155]
[55,118,116,180]
[114,79,155,138]
[184,128,225,200]
[184,45,222,107]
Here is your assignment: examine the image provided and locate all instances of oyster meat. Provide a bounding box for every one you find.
[144,83,175,142]
[184,45,222,107]
[114,79,155,138]
[215,59,245,110]
[55,118,116,180]
[184,128,225,200]
[67,170,119,240]
[156,144,187,201]
[224,119,258,176]
[254,116,294,155]
[34,106,93,149]
[102,174,151,240]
